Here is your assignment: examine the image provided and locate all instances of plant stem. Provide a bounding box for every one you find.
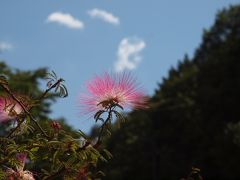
[97,108,112,144]
[0,83,50,138]
[1,78,64,138]
[37,78,64,101]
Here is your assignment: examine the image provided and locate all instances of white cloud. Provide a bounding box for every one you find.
[114,37,146,72]
[46,12,84,29]
[0,42,13,52]
[88,8,120,26]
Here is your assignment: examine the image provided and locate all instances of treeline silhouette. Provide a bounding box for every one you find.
[99,5,240,180]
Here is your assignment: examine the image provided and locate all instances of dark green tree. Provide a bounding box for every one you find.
[101,4,240,180]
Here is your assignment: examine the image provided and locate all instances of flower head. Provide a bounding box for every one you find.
[80,72,147,114]
[6,168,35,180]
[0,97,22,123]
[50,121,62,131]
[16,153,27,164]
[15,153,28,172]
[6,153,35,180]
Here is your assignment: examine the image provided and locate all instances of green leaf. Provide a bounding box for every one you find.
[77,129,89,139]
[94,110,105,121]
[115,103,124,110]
[102,149,113,159]
[30,147,39,152]
[106,129,111,137]
[64,156,76,168]
[60,84,68,97]
[51,70,57,79]
[113,110,126,123]
[96,171,105,177]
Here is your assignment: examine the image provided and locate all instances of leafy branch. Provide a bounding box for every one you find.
[0,82,49,138]
[0,71,67,138]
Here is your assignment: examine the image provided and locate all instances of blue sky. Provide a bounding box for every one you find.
[0,0,239,133]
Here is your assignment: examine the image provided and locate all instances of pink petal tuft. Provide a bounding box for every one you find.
[79,72,148,115]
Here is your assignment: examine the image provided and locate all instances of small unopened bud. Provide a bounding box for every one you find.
[50,121,61,131]
[16,153,27,163]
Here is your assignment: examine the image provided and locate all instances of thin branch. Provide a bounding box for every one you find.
[77,108,113,151]
[0,83,50,138]
[1,78,64,138]
[97,108,112,144]
[38,78,64,100]
[6,119,25,138]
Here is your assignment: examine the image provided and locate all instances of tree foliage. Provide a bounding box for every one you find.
[0,63,112,179]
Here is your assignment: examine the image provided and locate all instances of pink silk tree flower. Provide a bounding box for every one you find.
[6,153,35,180]
[6,168,35,180]
[15,153,28,172]
[80,72,148,114]
[0,97,22,123]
